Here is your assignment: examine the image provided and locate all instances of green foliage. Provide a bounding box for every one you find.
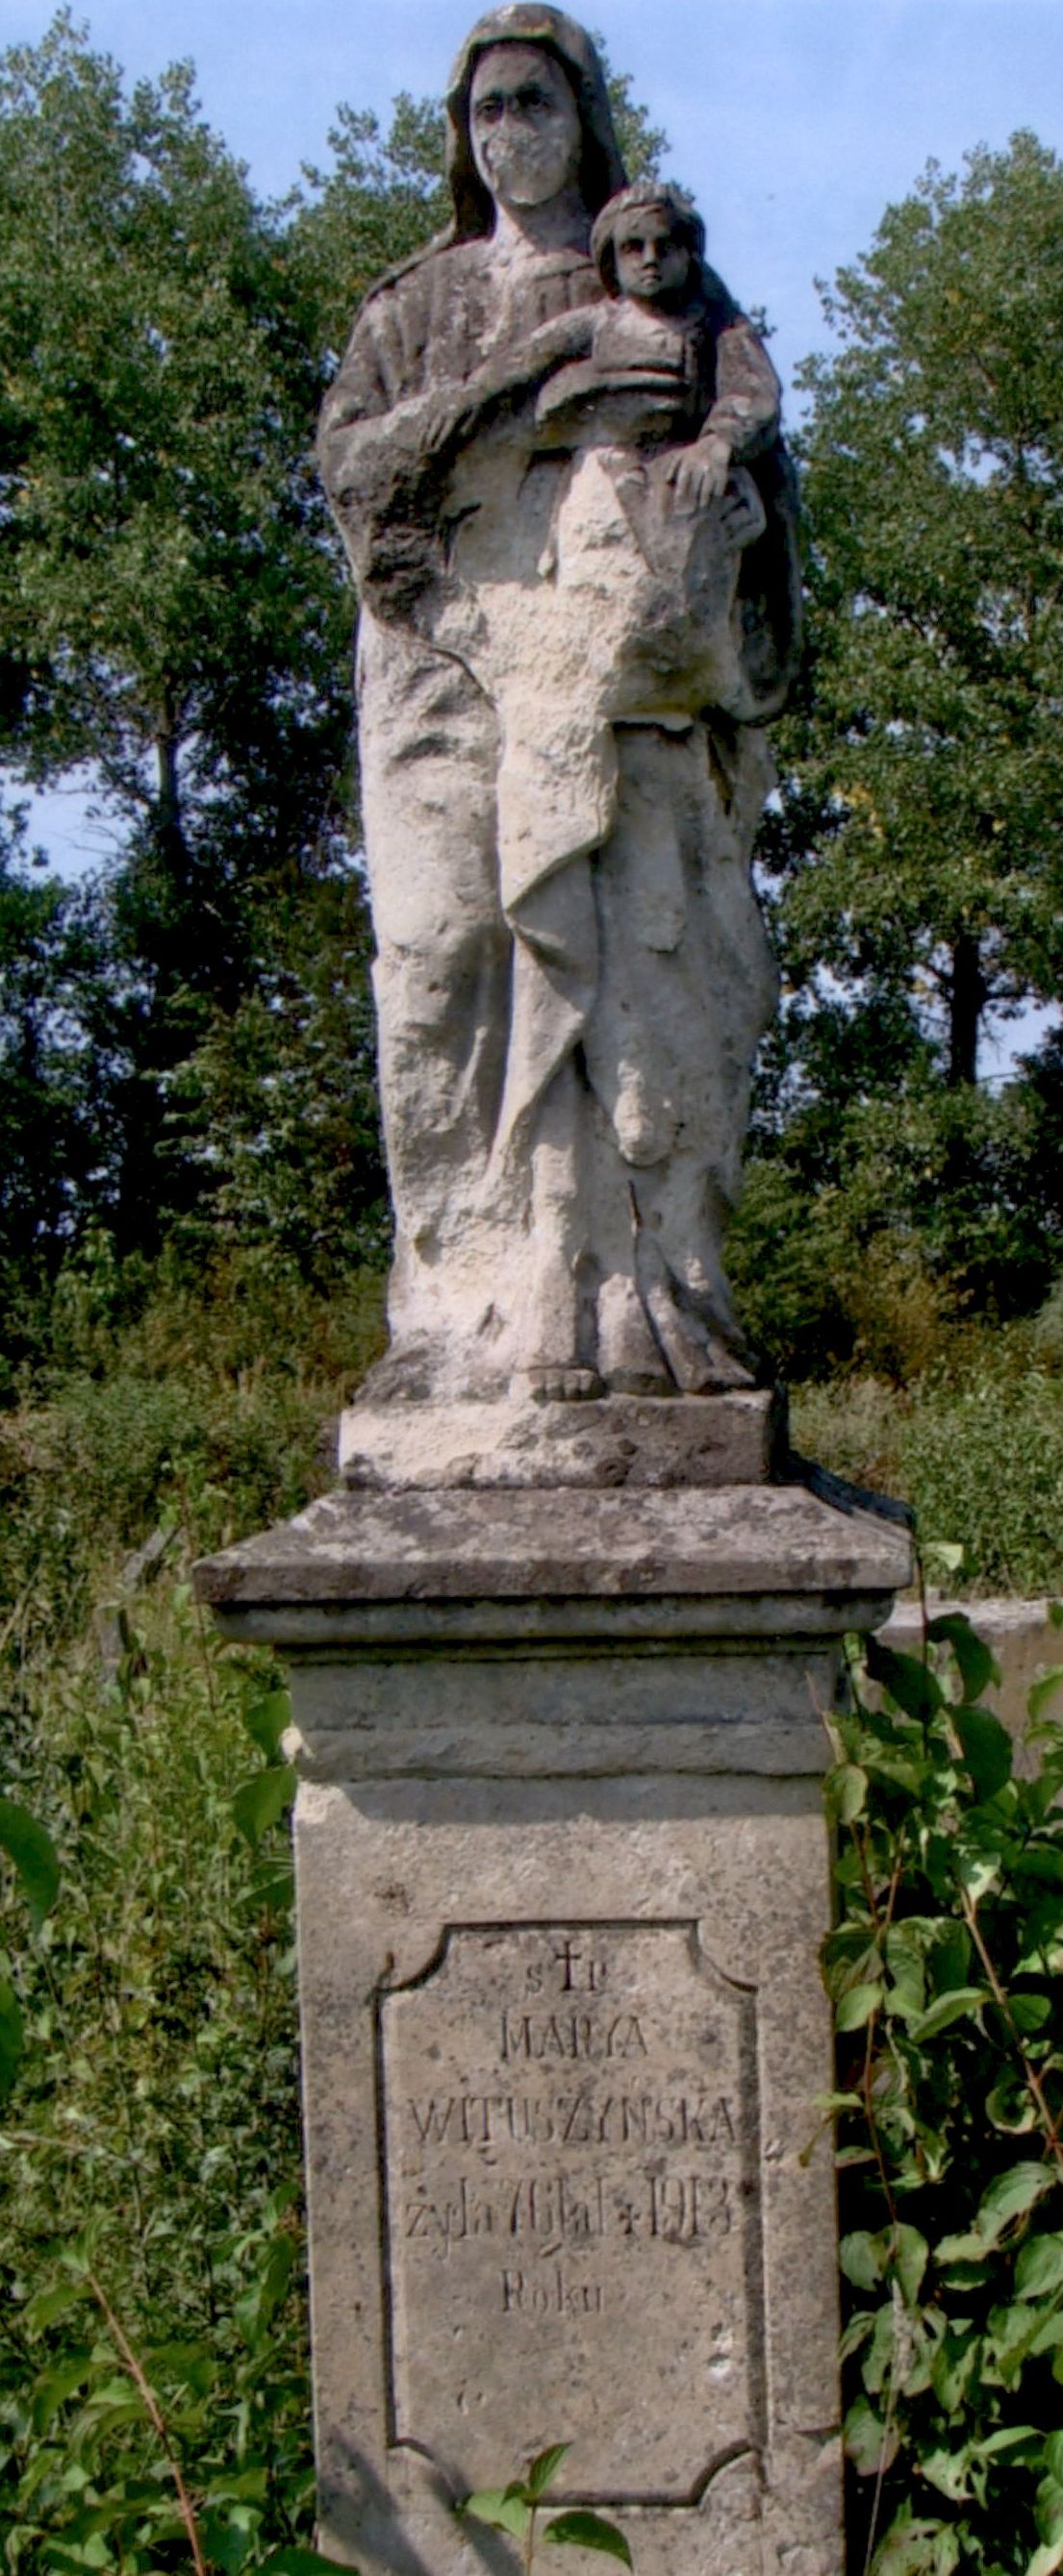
[0,1261,390,2567]
[460,2445,632,2572]
[0,1587,315,2571]
[0,1252,386,1681]
[0,13,367,1265]
[792,1339,1063,1596]
[746,134,1063,1359]
[774,132,1063,1094]
[823,1615,1063,2574]
[734,1068,1063,1385]
[163,882,388,1286]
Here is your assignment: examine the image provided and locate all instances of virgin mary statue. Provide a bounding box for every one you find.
[318,4,800,1404]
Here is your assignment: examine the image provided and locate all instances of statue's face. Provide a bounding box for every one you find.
[468,43,583,211]
[613,210,691,307]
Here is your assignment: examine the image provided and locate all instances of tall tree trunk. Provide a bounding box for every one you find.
[155,691,189,883]
[948,929,984,1088]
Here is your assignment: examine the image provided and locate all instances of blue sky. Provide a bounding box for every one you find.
[13,0,1063,410]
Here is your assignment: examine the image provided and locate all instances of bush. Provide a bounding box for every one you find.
[793,1349,1063,1597]
[824,1615,1063,2576]
[0,1258,387,1676]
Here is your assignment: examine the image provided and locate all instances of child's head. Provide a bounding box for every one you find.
[591,183,705,308]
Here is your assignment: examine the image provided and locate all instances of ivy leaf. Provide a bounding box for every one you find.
[987,2074,1038,2134]
[0,1798,60,1933]
[1025,2546,1063,2576]
[976,2160,1057,2237]
[885,1926,926,2021]
[841,2231,891,2291]
[1011,2236,1063,2297]
[893,2224,929,2307]
[235,2235,296,2349]
[921,2444,975,2503]
[954,1847,1003,1902]
[30,2350,96,2434]
[1011,1991,1053,2034]
[873,2513,960,2576]
[23,2278,90,2334]
[927,1920,973,1995]
[826,1763,868,1826]
[931,2331,978,2413]
[544,2513,632,2564]
[1037,2473,1063,2551]
[526,2446,571,2499]
[939,2160,1055,2260]
[459,2489,532,2540]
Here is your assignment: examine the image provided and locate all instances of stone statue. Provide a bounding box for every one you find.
[318,4,800,1409]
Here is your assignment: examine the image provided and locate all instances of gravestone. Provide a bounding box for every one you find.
[195,11,912,2567]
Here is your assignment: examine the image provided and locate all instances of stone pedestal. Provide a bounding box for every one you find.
[196,1477,910,2576]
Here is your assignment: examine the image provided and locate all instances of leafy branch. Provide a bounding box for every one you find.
[822,1601,1063,2576]
[458,2444,632,2576]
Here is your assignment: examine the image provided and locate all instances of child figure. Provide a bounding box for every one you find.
[577,180,781,502]
[519,177,784,731]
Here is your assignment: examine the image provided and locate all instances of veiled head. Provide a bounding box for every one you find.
[445,6,626,238]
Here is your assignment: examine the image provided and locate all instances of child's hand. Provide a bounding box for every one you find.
[665,430,732,507]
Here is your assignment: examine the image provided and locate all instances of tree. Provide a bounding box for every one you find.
[771,133,1063,1096]
[0,803,114,1347]
[0,14,360,1252]
[732,136,1063,1363]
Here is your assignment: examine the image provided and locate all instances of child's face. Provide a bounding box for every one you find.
[613,211,691,307]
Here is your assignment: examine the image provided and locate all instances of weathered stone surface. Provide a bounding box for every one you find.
[293,1762,843,2576]
[279,1639,844,1782]
[194,1477,911,1622]
[191,1464,911,2574]
[190,1445,913,2576]
[317,10,800,1403]
[339,1387,784,1488]
[382,1920,758,2497]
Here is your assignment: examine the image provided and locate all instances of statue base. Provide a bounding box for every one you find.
[195,1467,911,2576]
[339,1386,785,1490]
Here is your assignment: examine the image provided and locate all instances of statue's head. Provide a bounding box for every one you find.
[592,182,706,306]
[445,7,626,238]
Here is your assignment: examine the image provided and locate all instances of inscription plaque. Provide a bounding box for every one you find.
[379,1921,763,2499]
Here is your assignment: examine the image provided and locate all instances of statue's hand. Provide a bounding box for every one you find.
[420,387,487,456]
[665,432,733,509]
[417,310,595,463]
